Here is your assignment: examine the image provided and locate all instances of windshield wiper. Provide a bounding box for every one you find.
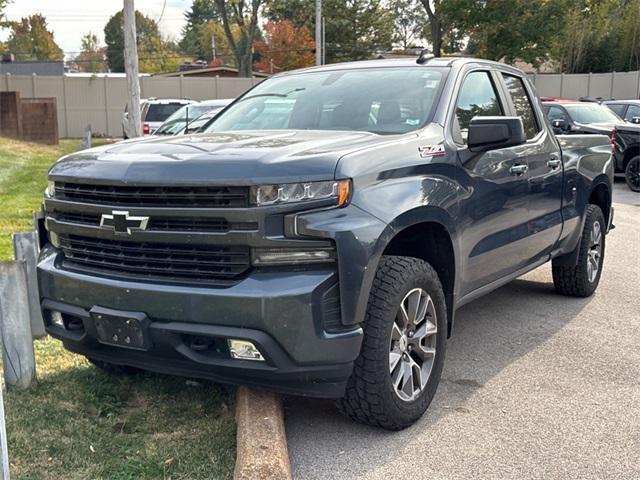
[237,88,306,103]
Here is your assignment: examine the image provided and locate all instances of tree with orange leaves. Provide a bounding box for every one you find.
[254,20,315,74]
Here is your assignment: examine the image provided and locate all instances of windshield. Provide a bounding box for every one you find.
[205,67,447,135]
[564,104,622,124]
[144,103,187,123]
[155,104,213,135]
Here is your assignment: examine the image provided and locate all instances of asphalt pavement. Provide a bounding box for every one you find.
[285,180,639,480]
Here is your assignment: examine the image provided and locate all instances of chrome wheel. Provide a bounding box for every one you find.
[389,288,437,402]
[587,220,602,283]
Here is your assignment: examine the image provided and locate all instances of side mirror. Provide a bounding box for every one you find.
[631,117,640,124]
[467,116,526,153]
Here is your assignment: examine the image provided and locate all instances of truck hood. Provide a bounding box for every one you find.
[49,130,396,185]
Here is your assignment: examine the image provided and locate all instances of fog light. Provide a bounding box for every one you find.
[51,311,64,329]
[252,248,335,266]
[228,339,264,361]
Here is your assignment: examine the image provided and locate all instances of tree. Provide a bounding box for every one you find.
[6,14,63,61]
[450,0,566,67]
[179,0,222,59]
[417,0,449,57]
[104,10,180,73]
[264,0,394,63]
[254,20,315,73]
[73,33,107,73]
[213,0,264,77]
[390,0,426,50]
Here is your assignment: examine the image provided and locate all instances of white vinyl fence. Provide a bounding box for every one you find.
[1,70,639,139]
[0,74,260,138]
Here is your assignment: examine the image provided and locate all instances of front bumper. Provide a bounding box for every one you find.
[38,246,362,398]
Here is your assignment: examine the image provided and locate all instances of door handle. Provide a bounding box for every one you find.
[509,164,528,176]
[547,157,561,169]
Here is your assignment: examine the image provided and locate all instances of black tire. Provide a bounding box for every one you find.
[625,155,640,192]
[88,357,142,375]
[552,204,606,297]
[337,255,447,430]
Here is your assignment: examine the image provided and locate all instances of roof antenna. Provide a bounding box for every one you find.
[416,48,433,65]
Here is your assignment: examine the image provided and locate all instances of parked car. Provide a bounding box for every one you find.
[39,57,614,430]
[602,100,640,124]
[176,108,227,135]
[122,98,194,138]
[542,100,624,135]
[154,99,233,136]
[613,123,640,191]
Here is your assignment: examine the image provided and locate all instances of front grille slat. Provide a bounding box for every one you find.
[55,183,249,208]
[59,235,250,283]
[53,212,258,233]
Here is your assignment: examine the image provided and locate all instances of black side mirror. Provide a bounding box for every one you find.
[551,118,566,130]
[467,116,526,153]
[631,117,640,124]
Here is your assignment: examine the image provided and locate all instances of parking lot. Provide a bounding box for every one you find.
[286,180,639,480]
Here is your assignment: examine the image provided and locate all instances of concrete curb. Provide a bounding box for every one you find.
[234,387,292,480]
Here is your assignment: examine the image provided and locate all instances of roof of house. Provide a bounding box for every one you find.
[156,66,270,78]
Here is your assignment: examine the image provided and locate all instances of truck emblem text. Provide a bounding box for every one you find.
[418,145,446,158]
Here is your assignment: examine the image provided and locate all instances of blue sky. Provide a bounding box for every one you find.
[0,0,190,55]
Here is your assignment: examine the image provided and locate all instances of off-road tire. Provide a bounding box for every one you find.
[625,155,640,192]
[552,204,606,297]
[337,255,447,430]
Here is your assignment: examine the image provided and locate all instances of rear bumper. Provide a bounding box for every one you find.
[37,246,362,398]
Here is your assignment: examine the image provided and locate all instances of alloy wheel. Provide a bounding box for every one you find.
[587,220,602,283]
[389,288,438,402]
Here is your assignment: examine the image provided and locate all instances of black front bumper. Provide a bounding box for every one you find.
[38,247,362,398]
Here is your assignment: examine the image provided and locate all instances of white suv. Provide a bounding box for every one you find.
[122,98,194,138]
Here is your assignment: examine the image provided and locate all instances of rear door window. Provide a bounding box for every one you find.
[606,103,626,117]
[625,104,640,121]
[454,71,504,143]
[502,74,540,140]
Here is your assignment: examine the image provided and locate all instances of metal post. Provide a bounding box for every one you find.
[587,72,592,97]
[315,0,322,66]
[0,261,36,390]
[103,76,110,137]
[62,75,69,137]
[610,71,616,98]
[0,375,10,480]
[322,16,326,65]
[31,73,36,97]
[12,233,45,339]
[560,73,565,97]
[124,0,142,138]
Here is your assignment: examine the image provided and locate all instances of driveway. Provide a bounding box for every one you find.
[285,189,640,480]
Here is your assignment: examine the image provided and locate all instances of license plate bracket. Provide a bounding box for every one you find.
[90,307,151,351]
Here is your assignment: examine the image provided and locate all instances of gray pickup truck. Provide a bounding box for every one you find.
[38,57,614,430]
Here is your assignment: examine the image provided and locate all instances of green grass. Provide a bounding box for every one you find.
[6,340,236,480]
[0,138,97,260]
[0,137,237,479]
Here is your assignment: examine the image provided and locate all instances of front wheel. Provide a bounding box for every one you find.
[338,256,447,430]
[625,155,640,192]
[552,204,606,297]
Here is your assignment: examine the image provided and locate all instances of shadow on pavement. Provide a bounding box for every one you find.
[284,270,594,479]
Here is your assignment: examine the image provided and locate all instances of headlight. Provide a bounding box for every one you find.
[250,180,350,207]
[45,180,55,197]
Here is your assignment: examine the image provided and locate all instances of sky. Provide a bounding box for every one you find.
[0,0,191,56]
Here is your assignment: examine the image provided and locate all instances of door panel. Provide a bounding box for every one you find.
[453,70,532,296]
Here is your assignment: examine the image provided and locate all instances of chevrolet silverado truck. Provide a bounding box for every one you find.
[612,123,640,191]
[38,57,614,430]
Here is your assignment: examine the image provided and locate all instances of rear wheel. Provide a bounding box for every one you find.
[625,155,640,192]
[338,255,447,430]
[552,204,605,297]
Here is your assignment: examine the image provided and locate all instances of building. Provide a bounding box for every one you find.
[1,53,64,76]
[158,64,270,79]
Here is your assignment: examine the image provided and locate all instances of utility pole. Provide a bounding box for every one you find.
[315,0,322,66]
[124,0,142,138]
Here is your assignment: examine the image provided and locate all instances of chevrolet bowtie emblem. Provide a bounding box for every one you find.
[100,211,149,235]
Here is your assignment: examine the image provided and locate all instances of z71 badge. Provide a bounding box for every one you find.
[418,145,446,158]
